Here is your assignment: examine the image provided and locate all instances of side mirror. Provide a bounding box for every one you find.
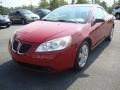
[94,18,105,24]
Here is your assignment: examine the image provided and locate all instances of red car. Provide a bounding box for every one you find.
[9,4,115,73]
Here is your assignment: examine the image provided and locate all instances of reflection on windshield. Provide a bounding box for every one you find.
[43,6,90,23]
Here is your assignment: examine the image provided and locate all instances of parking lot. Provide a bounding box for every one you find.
[0,21,120,90]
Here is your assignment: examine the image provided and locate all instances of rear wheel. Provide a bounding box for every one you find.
[115,14,120,20]
[74,41,89,71]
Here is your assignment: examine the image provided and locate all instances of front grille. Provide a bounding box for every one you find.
[12,40,18,52]
[12,40,32,54]
[19,44,32,53]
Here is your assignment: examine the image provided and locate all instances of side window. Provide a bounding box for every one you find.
[15,11,21,16]
[93,8,104,20]
[115,6,120,10]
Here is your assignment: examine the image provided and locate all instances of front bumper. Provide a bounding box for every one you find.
[8,40,77,72]
[0,21,11,26]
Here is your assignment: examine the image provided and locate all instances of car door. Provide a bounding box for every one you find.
[14,11,23,23]
[9,12,16,22]
[102,10,114,37]
[90,7,107,47]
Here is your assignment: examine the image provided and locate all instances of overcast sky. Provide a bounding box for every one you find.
[1,0,114,8]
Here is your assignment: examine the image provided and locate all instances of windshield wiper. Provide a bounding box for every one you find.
[55,19,81,23]
[42,19,57,22]
[42,19,81,23]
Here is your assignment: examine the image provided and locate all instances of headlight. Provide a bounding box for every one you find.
[36,36,72,52]
[5,19,10,22]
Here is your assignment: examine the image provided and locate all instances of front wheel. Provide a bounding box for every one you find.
[74,41,89,71]
[6,25,10,28]
[106,28,114,41]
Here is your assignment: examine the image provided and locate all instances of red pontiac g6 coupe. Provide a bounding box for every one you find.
[9,4,115,72]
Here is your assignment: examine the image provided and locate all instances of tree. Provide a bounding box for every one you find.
[50,0,59,10]
[59,0,68,6]
[118,0,120,4]
[94,0,100,4]
[0,6,10,14]
[94,0,107,10]
[77,0,88,4]
[99,1,107,9]
[72,0,75,4]
[39,0,49,9]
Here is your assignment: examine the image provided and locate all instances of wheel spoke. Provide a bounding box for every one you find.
[78,44,89,68]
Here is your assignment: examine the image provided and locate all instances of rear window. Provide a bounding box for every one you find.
[115,6,120,9]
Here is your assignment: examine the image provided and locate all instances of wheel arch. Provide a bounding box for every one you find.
[82,37,92,52]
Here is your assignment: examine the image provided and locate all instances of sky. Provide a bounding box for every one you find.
[1,0,114,8]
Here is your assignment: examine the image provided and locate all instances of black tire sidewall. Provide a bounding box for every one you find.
[106,28,114,41]
[115,14,120,20]
[74,41,89,70]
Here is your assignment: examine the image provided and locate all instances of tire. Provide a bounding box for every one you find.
[10,19,13,24]
[115,14,120,20]
[74,41,89,71]
[106,28,114,41]
[6,25,10,28]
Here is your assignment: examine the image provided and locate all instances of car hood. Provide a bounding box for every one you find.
[0,16,10,21]
[15,21,87,43]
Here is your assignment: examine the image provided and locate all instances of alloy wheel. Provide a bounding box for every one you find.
[78,44,89,68]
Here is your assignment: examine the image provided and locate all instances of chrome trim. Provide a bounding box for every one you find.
[17,41,25,55]
[12,40,24,55]
[12,40,17,53]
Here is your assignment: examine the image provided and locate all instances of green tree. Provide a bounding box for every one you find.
[118,0,120,4]
[39,0,49,9]
[59,0,68,6]
[94,0,107,10]
[94,0,100,4]
[72,0,75,4]
[99,1,107,9]
[0,6,10,14]
[50,0,59,10]
[50,0,68,10]
[77,0,88,4]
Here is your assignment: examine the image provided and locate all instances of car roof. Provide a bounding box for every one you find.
[64,4,103,8]
[9,9,31,13]
[17,9,31,11]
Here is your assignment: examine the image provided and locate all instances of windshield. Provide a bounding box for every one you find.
[20,10,33,15]
[43,6,91,23]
